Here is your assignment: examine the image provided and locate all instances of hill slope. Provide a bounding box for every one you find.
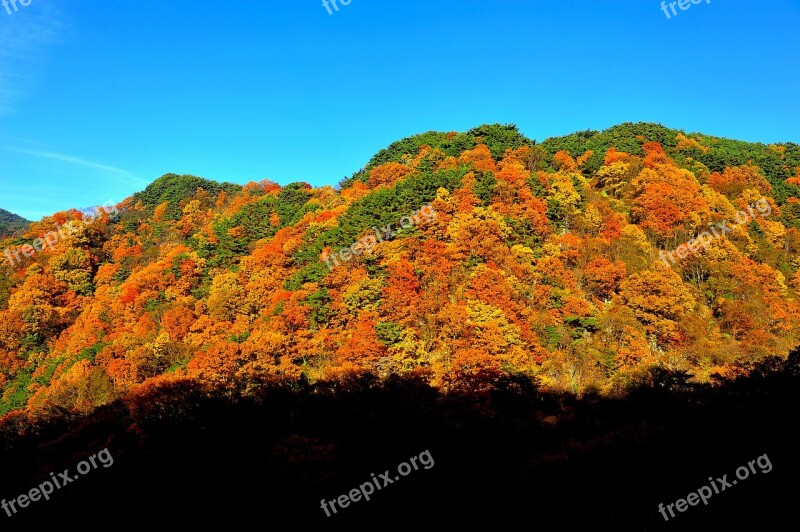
[1,122,800,417]
[0,208,30,237]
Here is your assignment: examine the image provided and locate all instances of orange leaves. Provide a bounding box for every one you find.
[631,166,710,241]
[341,180,371,201]
[621,266,695,320]
[120,284,139,305]
[261,180,282,194]
[708,164,772,199]
[336,311,386,368]
[576,150,594,168]
[604,147,630,165]
[162,306,196,341]
[490,155,538,221]
[110,239,141,263]
[495,154,531,186]
[642,141,670,167]
[495,162,531,188]
[556,233,583,266]
[368,162,414,188]
[177,200,204,237]
[586,201,624,241]
[583,257,626,300]
[381,258,421,326]
[465,264,514,307]
[619,265,695,346]
[182,314,228,348]
[561,296,591,318]
[186,341,241,388]
[633,182,692,239]
[450,172,482,211]
[0,311,26,362]
[458,144,496,173]
[519,190,552,238]
[206,272,247,321]
[613,325,651,368]
[553,151,577,172]
[278,295,311,333]
[536,255,576,290]
[675,133,709,154]
[133,313,158,338]
[226,226,245,238]
[153,201,169,222]
[718,299,761,342]
[409,145,448,169]
[786,167,800,186]
[438,347,503,395]
[446,207,512,263]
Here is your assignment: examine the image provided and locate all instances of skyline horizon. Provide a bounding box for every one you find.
[1,0,798,221]
[4,118,798,222]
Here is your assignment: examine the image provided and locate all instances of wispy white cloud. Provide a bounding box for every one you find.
[0,142,148,219]
[2,145,135,177]
[0,1,64,115]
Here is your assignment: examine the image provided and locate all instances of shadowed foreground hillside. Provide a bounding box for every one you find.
[0,349,798,527]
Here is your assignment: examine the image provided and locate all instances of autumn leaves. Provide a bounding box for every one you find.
[659,197,772,266]
[3,201,117,268]
[2,123,799,417]
[321,204,437,270]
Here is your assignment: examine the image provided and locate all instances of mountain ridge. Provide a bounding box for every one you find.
[0,208,30,237]
[1,121,799,418]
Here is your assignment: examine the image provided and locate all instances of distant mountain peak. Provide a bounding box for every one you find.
[0,208,30,237]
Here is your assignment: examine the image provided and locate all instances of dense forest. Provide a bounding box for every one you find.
[2,121,800,526]
[1,122,800,417]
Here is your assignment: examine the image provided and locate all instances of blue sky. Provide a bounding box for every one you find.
[1,0,799,220]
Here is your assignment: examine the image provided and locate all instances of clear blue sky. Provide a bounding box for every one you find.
[1,0,799,220]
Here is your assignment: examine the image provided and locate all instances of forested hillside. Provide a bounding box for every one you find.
[2,122,800,418]
[0,208,30,237]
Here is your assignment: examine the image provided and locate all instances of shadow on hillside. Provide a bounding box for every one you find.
[1,349,799,529]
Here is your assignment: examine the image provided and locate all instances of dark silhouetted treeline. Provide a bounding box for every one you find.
[1,348,799,529]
